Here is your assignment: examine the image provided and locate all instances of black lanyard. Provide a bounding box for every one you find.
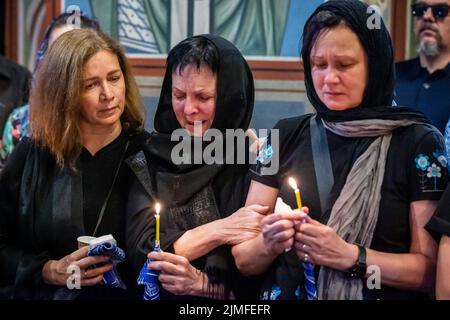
[92,139,130,237]
[310,115,334,215]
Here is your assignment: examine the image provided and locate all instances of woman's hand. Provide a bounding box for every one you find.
[42,246,113,287]
[220,204,269,246]
[261,209,303,255]
[294,213,357,271]
[148,251,204,296]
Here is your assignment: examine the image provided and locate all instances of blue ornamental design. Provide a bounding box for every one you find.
[295,286,301,298]
[269,286,281,300]
[415,150,446,192]
[415,154,430,171]
[260,285,282,300]
[256,139,273,164]
[260,291,269,300]
[433,150,448,168]
[445,120,450,165]
[427,163,442,190]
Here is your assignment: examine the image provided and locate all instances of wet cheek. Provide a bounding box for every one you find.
[311,72,323,89]
[172,103,186,121]
[207,104,216,122]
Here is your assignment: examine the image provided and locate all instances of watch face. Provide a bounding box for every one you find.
[348,263,366,279]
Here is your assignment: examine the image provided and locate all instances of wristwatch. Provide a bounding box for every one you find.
[348,245,367,279]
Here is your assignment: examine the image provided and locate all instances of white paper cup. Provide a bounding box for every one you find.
[77,236,96,249]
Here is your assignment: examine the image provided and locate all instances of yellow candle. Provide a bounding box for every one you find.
[155,203,161,243]
[288,177,303,209]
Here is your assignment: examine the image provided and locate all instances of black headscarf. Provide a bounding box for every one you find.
[146,34,254,207]
[144,34,255,298]
[154,34,254,133]
[301,0,430,124]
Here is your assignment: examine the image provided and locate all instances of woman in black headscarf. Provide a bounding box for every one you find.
[126,34,267,299]
[232,0,447,300]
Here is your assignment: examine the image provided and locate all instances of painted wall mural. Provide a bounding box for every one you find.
[84,0,324,57]
[20,0,326,62]
[18,0,409,69]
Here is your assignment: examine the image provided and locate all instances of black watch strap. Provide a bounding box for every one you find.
[348,245,367,279]
[357,245,366,264]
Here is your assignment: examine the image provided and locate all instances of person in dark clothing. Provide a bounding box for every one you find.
[126,34,266,299]
[0,55,30,162]
[395,0,450,134]
[0,29,147,299]
[232,0,447,300]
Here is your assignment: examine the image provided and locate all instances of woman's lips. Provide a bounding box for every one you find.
[324,92,343,96]
[186,120,205,125]
[98,106,118,116]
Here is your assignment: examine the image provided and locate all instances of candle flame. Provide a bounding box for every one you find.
[288,177,298,190]
[155,202,161,215]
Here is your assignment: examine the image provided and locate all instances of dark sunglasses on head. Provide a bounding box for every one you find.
[411,2,450,19]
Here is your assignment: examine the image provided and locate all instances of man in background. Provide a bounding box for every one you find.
[395,0,450,133]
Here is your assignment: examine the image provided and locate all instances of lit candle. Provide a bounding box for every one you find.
[288,177,317,300]
[288,177,302,209]
[155,203,161,246]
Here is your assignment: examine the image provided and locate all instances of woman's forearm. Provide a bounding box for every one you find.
[232,234,277,276]
[173,205,266,260]
[365,249,436,293]
[173,219,225,260]
[436,235,450,299]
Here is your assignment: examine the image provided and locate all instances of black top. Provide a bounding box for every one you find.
[0,55,31,135]
[395,58,450,134]
[251,114,447,300]
[0,132,149,299]
[81,132,130,237]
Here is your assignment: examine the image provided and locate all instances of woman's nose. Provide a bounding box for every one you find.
[183,97,198,115]
[100,83,114,101]
[324,68,339,84]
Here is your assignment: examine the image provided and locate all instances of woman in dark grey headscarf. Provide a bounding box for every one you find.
[126,34,266,299]
[232,0,447,300]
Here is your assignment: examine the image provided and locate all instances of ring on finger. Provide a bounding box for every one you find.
[303,253,309,262]
[302,243,307,250]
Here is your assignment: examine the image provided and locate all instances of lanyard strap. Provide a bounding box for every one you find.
[310,115,334,214]
[92,139,130,237]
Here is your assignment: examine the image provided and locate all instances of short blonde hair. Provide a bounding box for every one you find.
[30,28,145,167]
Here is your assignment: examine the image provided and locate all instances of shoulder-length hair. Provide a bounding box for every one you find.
[30,28,145,168]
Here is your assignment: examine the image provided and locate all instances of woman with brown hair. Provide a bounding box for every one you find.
[0,28,148,299]
[232,0,447,300]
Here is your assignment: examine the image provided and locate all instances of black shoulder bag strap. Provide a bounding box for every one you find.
[92,140,130,237]
[310,114,334,214]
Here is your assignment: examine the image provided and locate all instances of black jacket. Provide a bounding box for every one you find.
[0,132,149,299]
